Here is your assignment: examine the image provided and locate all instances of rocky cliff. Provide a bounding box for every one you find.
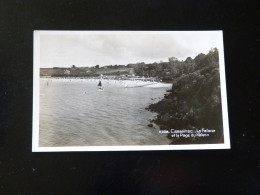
[147,48,224,144]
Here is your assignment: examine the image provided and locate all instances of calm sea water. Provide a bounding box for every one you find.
[39,79,171,146]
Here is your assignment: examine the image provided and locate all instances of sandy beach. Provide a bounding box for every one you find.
[41,77,172,88]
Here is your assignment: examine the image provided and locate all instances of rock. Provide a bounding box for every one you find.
[148,124,153,127]
[161,113,170,122]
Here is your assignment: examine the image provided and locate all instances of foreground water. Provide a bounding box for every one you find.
[39,78,171,146]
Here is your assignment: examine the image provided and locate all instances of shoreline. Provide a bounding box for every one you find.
[40,77,172,88]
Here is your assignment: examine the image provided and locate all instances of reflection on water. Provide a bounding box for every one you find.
[39,79,171,146]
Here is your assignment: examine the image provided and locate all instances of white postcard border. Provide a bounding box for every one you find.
[32,30,230,152]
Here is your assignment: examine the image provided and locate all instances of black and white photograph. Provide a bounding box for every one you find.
[32,31,230,151]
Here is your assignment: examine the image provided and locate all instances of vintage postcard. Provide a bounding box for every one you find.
[32,31,230,151]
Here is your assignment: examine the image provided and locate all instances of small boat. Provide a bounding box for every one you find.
[98,80,102,86]
[98,80,104,91]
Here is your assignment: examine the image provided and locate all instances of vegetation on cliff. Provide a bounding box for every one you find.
[147,48,224,144]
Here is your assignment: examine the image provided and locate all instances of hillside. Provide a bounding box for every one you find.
[40,66,134,77]
[147,48,224,144]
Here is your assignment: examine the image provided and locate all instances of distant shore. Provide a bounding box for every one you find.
[40,77,172,88]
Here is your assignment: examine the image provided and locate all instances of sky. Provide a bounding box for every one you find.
[39,31,223,68]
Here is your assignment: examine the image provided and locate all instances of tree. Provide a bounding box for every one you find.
[194,53,207,70]
[134,62,145,76]
[185,57,193,63]
[168,57,177,62]
[207,48,219,63]
[95,65,99,69]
